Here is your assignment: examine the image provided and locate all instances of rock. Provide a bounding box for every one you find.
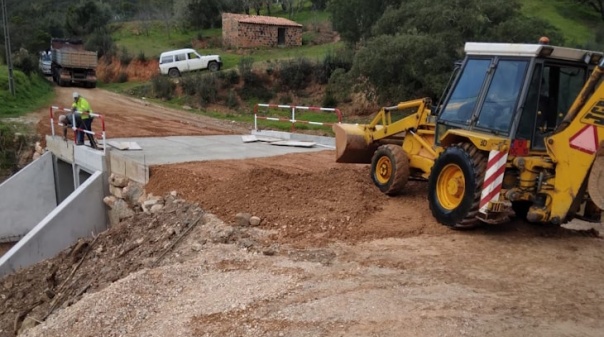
[191,243,202,252]
[183,105,192,110]
[150,204,164,213]
[35,142,43,154]
[108,199,135,226]
[249,216,262,226]
[109,173,129,188]
[103,196,117,208]
[170,190,178,197]
[109,185,125,199]
[18,316,39,334]
[235,213,252,227]
[123,182,144,206]
[32,152,41,161]
[143,199,159,207]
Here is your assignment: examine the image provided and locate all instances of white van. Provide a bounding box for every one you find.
[158,48,222,77]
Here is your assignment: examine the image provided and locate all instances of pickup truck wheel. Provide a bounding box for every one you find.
[168,68,180,78]
[208,62,219,72]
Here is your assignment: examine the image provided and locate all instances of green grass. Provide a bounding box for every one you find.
[111,21,199,58]
[0,67,54,117]
[520,0,600,47]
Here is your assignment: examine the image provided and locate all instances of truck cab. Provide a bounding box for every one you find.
[435,42,603,154]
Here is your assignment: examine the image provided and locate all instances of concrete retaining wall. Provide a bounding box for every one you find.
[0,171,108,277]
[0,152,57,243]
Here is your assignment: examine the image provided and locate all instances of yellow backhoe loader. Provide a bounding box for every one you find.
[334,40,604,228]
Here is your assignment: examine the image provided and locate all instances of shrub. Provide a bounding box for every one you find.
[120,46,132,65]
[227,89,239,108]
[238,57,254,78]
[216,69,240,88]
[151,75,176,100]
[198,74,218,106]
[279,93,293,104]
[318,49,354,84]
[180,74,199,96]
[12,49,37,76]
[324,68,352,106]
[277,57,315,90]
[116,71,129,83]
[136,51,147,62]
[322,91,338,107]
[238,82,274,102]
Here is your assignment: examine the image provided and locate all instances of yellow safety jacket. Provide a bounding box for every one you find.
[72,97,93,120]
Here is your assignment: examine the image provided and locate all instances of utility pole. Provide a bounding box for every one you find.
[1,0,15,96]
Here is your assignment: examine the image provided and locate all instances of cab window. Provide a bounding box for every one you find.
[475,60,528,134]
[439,58,491,125]
[160,56,173,64]
[175,53,187,61]
[188,52,199,59]
[517,62,587,149]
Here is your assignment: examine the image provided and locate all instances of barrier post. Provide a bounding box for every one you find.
[49,106,55,136]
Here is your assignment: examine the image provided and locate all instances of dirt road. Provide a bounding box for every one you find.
[36,86,250,141]
[1,87,603,337]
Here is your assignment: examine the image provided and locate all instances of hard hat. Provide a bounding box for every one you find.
[59,115,66,123]
[73,92,80,99]
[538,36,550,45]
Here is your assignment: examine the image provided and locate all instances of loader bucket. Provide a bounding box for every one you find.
[333,123,374,164]
[588,145,604,209]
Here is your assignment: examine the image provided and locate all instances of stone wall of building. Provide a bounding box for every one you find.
[222,13,302,48]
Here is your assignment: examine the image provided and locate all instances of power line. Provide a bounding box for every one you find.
[1,0,15,96]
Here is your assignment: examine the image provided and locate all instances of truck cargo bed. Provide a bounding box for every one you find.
[52,49,97,68]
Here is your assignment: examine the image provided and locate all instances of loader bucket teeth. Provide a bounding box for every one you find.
[333,123,374,164]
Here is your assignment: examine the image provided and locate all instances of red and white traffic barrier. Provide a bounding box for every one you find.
[479,150,508,214]
[253,103,342,131]
[49,106,107,154]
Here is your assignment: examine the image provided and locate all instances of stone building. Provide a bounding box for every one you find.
[222,13,303,48]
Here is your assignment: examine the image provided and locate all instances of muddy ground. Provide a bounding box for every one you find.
[0,87,603,337]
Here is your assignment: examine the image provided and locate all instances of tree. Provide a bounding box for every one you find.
[348,0,563,104]
[184,0,244,29]
[65,1,112,37]
[310,0,327,10]
[577,0,604,20]
[327,0,400,44]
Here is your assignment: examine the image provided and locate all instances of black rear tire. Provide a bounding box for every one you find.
[168,68,180,78]
[370,144,410,196]
[428,143,486,229]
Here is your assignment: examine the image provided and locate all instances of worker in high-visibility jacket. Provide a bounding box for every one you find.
[71,92,95,147]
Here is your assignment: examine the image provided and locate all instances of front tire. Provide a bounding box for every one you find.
[208,61,219,72]
[370,144,410,195]
[428,143,486,228]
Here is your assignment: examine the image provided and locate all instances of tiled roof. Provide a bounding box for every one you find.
[228,13,302,27]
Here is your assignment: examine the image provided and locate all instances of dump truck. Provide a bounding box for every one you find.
[334,39,604,229]
[50,38,97,88]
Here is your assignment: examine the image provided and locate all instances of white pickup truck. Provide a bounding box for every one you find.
[159,48,222,77]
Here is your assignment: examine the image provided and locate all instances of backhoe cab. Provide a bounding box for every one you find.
[333,40,604,228]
